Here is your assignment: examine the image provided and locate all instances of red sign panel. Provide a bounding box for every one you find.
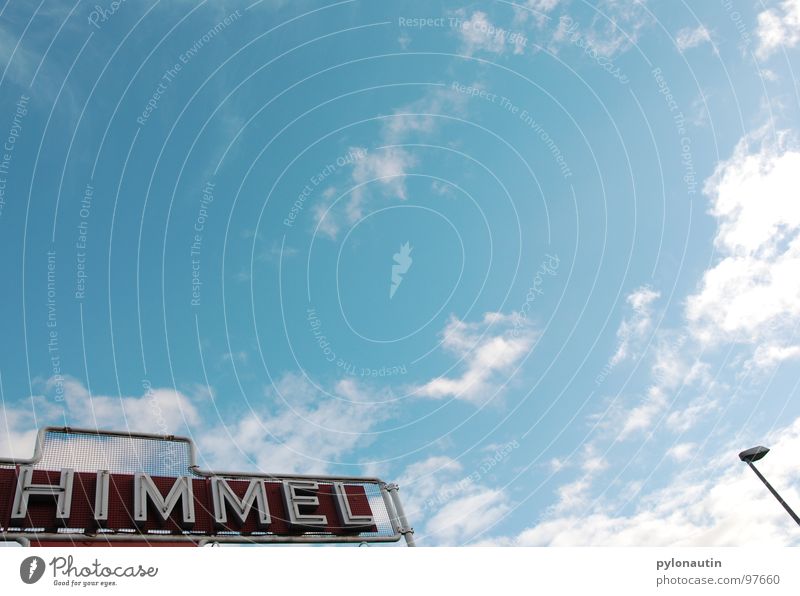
[0,469,376,535]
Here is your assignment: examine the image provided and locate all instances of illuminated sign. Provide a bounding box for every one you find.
[0,428,414,546]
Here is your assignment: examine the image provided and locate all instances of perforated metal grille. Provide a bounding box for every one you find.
[31,429,193,477]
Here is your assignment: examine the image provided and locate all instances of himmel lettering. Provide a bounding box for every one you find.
[0,427,412,545]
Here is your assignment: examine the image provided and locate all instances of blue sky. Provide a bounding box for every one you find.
[1,0,800,546]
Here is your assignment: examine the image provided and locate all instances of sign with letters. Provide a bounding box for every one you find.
[0,428,410,546]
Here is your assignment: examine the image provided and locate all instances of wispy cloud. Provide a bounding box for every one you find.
[199,373,393,475]
[675,25,713,53]
[414,312,536,404]
[512,0,562,29]
[666,442,698,462]
[611,286,660,366]
[615,333,713,440]
[576,0,653,57]
[398,455,512,545]
[451,10,528,56]
[476,415,800,545]
[314,86,467,239]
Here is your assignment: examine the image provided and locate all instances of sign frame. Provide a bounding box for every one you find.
[0,427,415,546]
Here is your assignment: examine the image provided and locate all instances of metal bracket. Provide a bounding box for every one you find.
[383,482,416,546]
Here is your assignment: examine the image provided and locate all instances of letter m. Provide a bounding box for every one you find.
[134,473,195,528]
[210,477,271,528]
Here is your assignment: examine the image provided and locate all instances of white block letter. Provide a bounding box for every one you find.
[134,473,195,528]
[11,466,74,520]
[282,480,327,526]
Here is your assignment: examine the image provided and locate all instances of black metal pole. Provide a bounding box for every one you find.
[746,461,800,527]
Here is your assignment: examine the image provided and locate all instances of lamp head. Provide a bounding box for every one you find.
[739,446,770,463]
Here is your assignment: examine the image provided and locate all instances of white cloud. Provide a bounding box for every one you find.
[314,87,467,239]
[550,477,592,515]
[611,286,660,366]
[0,376,200,459]
[312,201,342,239]
[665,394,718,433]
[615,130,800,441]
[543,1,653,62]
[706,135,800,256]
[686,131,800,366]
[198,373,392,475]
[414,312,536,404]
[0,22,38,88]
[478,126,800,546]
[1,373,394,479]
[0,4,80,89]
[512,0,562,29]
[458,12,505,55]
[756,0,800,59]
[383,86,469,142]
[426,487,510,543]
[0,409,40,460]
[222,350,248,364]
[750,343,800,369]
[349,148,417,215]
[615,333,712,440]
[469,126,800,546]
[58,377,200,433]
[581,454,609,474]
[618,387,668,439]
[257,242,299,264]
[762,68,780,82]
[582,0,653,57]
[537,445,613,520]
[675,25,713,52]
[478,415,800,546]
[398,455,512,545]
[313,147,415,239]
[312,145,419,239]
[667,442,698,462]
[453,11,527,56]
[530,0,561,8]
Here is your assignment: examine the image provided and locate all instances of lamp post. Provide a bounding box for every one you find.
[739,446,800,527]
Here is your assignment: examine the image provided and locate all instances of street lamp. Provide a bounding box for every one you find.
[739,446,800,527]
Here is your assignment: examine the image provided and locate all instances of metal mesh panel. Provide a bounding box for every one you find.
[31,429,192,477]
